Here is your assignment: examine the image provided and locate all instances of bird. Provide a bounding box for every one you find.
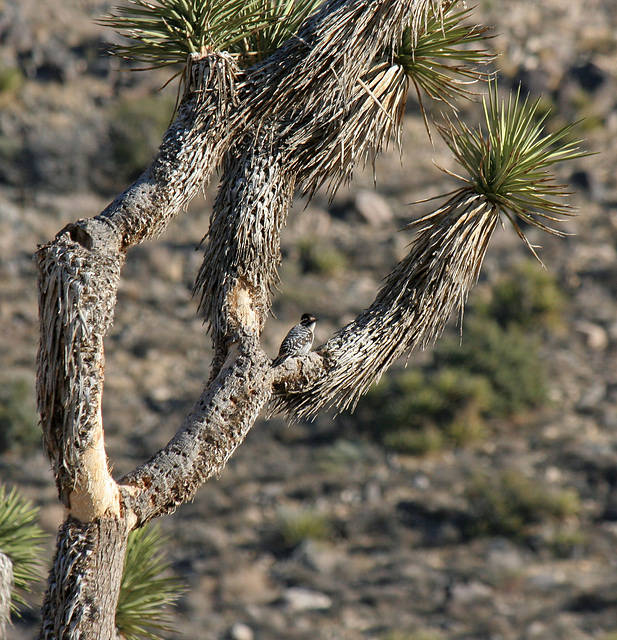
[272,313,318,367]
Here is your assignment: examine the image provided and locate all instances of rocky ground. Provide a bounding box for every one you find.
[1,0,617,639]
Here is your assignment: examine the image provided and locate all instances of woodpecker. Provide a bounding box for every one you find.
[272,313,318,367]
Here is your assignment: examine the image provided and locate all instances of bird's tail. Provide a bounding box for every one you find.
[271,355,287,367]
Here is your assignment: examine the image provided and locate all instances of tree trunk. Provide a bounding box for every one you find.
[38,519,129,640]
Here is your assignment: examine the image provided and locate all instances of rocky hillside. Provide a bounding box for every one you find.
[1,1,617,639]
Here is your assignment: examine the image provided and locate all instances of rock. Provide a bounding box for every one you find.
[354,189,394,226]
[526,570,566,592]
[292,539,345,574]
[220,562,278,605]
[575,321,609,351]
[575,381,606,413]
[486,538,526,573]
[449,580,494,605]
[282,587,333,612]
[569,61,608,93]
[229,622,254,640]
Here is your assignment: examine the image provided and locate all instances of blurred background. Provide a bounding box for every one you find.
[1,0,616,638]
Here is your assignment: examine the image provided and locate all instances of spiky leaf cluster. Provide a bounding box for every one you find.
[397,0,493,108]
[438,81,588,252]
[246,0,324,63]
[116,525,184,640]
[0,485,46,612]
[101,0,322,69]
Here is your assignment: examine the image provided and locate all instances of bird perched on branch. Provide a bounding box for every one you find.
[272,313,318,367]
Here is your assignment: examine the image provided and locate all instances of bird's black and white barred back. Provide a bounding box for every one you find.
[272,313,318,366]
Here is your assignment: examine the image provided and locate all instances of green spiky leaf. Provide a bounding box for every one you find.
[0,485,46,612]
[116,525,184,640]
[242,0,323,64]
[397,0,493,108]
[100,0,322,70]
[437,81,590,251]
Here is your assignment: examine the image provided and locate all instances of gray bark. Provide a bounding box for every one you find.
[38,518,129,640]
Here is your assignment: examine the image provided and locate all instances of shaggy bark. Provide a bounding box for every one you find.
[38,518,129,640]
[194,0,421,341]
[34,1,508,638]
[195,137,295,345]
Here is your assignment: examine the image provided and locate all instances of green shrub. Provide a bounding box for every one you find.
[317,439,372,474]
[297,237,348,275]
[357,364,493,454]
[277,508,332,548]
[548,529,587,558]
[109,95,176,182]
[382,425,444,456]
[0,379,41,455]
[433,316,547,416]
[477,260,565,330]
[353,264,556,454]
[0,66,24,96]
[465,469,581,538]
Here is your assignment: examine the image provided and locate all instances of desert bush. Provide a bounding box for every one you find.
[433,315,547,416]
[0,379,41,455]
[548,528,587,558]
[465,469,581,538]
[277,508,333,548]
[108,94,176,183]
[476,260,565,330]
[356,319,544,452]
[353,261,559,454]
[317,439,374,474]
[0,65,24,96]
[297,237,349,276]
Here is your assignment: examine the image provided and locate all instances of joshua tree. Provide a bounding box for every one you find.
[34,0,585,637]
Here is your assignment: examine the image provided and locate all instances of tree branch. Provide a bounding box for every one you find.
[35,52,241,512]
[96,52,242,248]
[120,336,272,525]
[194,0,424,343]
[271,192,499,420]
